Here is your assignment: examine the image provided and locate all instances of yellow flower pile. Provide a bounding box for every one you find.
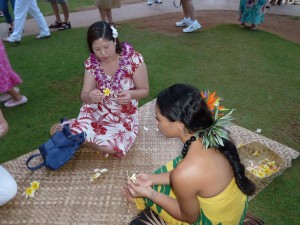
[247,159,279,178]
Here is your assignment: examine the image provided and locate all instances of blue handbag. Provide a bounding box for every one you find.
[26,119,85,171]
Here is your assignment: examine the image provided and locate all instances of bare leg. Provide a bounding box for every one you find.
[0,109,9,138]
[183,0,196,20]
[181,0,189,18]
[7,88,22,101]
[106,9,113,24]
[50,1,62,22]
[61,2,69,23]
[99,8,107,22]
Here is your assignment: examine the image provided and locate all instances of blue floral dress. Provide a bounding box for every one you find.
[239,0,267,25]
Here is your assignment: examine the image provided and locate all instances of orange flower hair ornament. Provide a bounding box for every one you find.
[198,91,234,149]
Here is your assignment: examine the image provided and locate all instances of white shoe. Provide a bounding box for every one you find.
[183,20,201,33]
[176,17,192,27]
[147,0,153,5]
[3,37,21,43]
[4,96,27,107]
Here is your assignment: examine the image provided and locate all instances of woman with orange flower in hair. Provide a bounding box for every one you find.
[124,84,260,225]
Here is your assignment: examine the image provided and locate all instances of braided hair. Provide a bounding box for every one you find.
[156,84,255,196]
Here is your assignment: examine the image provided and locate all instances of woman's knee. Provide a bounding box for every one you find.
[0,167,17,206]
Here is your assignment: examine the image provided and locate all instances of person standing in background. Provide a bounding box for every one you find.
[0,40,27,107]
[239,0,267,30]
[47,0,71,31]
[3,0,50,43]
[95,0,121,26]
[0,0,15,33]
[175,0,201,33]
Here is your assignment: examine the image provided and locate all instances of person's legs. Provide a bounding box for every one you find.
[0,165,17,206]
[175,0,192,27]
[106,9,113,24]
[4,87,27,107]
[5,0,30,42]
[184,0,196,20]
[61,2,69,22]
[181,0,201,32]
[28,0,51,37]
[51,1,62,22]
[0,0,13,24]
[99,8,108,22]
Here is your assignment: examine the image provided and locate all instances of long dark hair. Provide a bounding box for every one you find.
[87,21,121,54]
[156,84,256,196]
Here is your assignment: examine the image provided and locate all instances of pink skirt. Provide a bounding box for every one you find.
[0,41,22,93]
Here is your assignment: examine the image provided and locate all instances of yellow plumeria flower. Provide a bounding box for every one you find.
[103,88,111,97]
[30,181,40,191]
[23,187,35,199]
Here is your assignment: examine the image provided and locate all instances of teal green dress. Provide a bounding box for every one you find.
[239,0,267,25]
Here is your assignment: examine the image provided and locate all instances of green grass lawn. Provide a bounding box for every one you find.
[1,21,299,224]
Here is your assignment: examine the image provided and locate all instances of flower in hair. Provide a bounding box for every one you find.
[201,91,226,114]
[198,91,234,149]
[111,26,118,39]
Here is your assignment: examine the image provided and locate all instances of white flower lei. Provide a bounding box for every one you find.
[111,26,118,39]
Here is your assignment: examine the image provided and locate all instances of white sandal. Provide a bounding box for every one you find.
[4,96,28,107]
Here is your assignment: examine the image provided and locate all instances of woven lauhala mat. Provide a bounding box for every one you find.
[1,99,299,225]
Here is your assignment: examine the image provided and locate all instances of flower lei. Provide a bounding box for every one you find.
[198,91,234,149]
[111,26,118,39]
[89,42,134,92]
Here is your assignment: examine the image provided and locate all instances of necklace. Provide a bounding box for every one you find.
[89,42,134,92]
[181,136,196,158]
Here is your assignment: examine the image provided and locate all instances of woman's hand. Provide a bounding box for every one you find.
[89,89,104,103]
[136,173,153,187]
[117,90,131,105]
[127,180,153,199]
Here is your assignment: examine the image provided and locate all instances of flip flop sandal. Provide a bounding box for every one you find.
[49,21,62,28]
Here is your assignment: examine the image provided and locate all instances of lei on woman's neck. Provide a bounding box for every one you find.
[181,91,234,157]
[89,42,134,91]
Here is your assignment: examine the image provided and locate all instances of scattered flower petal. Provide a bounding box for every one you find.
[255,128,261,133]
[129,173,137,183]
[143,126,149,131]
[237,143,244,148]
[253,150,260,156]
[100,168,108,173]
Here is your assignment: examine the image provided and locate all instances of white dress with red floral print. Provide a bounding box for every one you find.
[70,42,143,158]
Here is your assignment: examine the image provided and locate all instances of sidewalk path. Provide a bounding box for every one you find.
[1,0,299,39]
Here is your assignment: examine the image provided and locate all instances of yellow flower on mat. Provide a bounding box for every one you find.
[103,88,111,97]
[30,181,40,190]
[23,187,35,199]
